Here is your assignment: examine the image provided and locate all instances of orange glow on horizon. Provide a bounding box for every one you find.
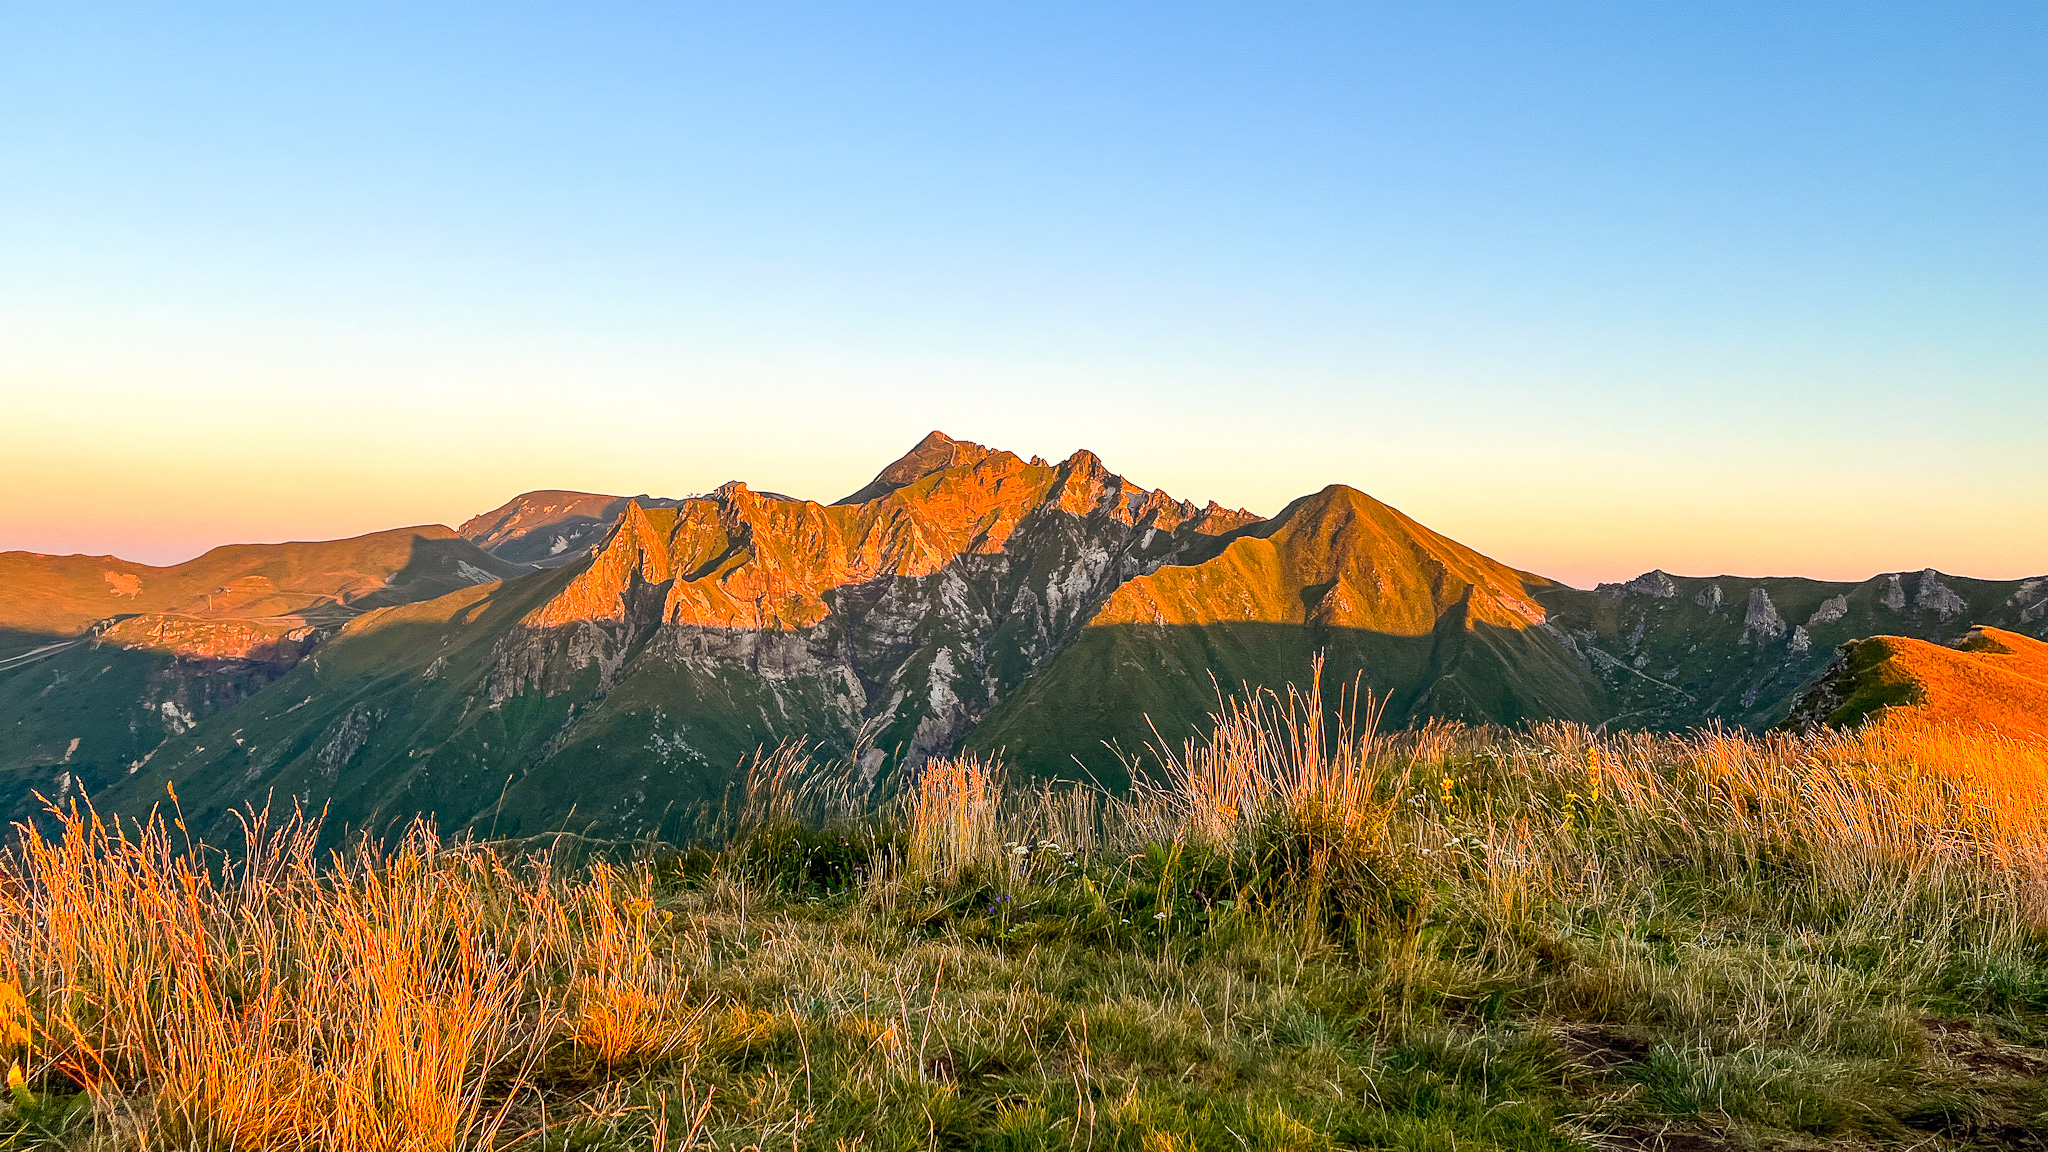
[7,425,2045,590]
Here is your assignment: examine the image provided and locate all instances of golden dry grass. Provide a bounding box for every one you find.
[0,806,540,1150]
[1835,628,2048,741]
[903,755,1002,886]
[0,681,2046,1149]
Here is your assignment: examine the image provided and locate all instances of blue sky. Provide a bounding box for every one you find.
[2,2,2042,586]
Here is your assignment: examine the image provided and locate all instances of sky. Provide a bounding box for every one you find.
[1,2,2042,589]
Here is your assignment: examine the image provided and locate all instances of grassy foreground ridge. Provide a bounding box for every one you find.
[5,674,2048,1151]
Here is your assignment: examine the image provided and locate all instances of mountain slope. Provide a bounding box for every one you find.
[1787,626,2048,739]
[458,490,692,568]
[966,485,1606,780]
[1535,569,2048,730]
[103,435,1262,841]
[18,434,2047,843]
[0,528,527,824]
[0,526,521,646]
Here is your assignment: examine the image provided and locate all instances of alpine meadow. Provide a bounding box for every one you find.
[4,3,2045,1149]
[3,434,2048,1149]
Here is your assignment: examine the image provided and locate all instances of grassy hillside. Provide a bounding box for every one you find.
[1791,627,2048,739]
[1537,569,2048,731]
[7,680,2048,1151]
[967,618,1604,784]
[0,531,532,830]
[969,486,1606,781]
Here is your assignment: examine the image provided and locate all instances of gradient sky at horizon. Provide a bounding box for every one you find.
[2,2,2043,589]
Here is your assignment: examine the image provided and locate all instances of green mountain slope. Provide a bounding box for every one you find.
[10,435,2046,843]
[1535,568,2048,730]
[95,435,1262,842]
[0,528,528,825]
[966,486,1608,781]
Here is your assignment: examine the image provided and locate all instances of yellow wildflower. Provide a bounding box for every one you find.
[0,981,28,1052]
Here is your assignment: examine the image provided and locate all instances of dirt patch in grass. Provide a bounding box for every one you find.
[1921,1017,2048,1076]
[1558,1022,1655,1076]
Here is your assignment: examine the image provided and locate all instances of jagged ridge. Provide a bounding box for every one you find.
[488,437,1260,770]
[21,431,2045,845]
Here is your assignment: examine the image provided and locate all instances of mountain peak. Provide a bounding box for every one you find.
[1091,481,1549,636]
[1300,483,1382,512]
[835,431,998,505]
[1060,448,1107,473]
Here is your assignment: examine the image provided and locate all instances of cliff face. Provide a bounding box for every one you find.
[486,435,1258,773]
[95,614,319,664]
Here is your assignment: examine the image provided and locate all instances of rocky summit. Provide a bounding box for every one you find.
[2,432,2044,842]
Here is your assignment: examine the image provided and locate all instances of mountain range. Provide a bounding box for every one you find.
[3,431,2043,841]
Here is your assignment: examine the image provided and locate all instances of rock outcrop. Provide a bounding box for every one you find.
[1743,587,1788,643]
[486,436,1259,770]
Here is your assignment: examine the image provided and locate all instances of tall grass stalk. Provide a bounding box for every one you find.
[1,675,2045,1149]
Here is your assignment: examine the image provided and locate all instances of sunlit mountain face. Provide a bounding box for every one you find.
[1785,625,2048,741]
[3,432,2044,844]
